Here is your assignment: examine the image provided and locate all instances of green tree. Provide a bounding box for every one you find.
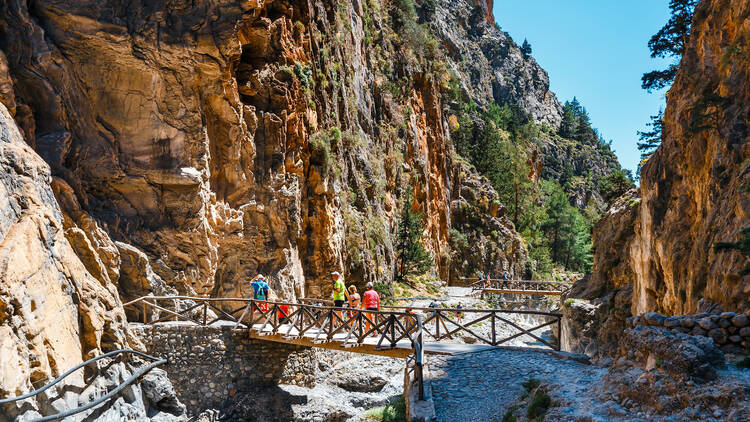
[538,182,594,272]
[637,109,664,169]
[395,187,433,281]
[599,169,635,204]
[642,0,698,91]
[521,39,532,59]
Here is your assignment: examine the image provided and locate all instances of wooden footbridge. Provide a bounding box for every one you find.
[123,296,562,399]
[467,278,573,296]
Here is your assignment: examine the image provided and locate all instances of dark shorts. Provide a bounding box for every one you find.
[365,307,378,311]
[334,300,346,308]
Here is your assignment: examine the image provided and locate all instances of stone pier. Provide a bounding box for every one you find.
[130,323,317,414]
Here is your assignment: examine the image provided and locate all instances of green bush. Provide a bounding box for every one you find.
[501,410,517,422]
[527,391,551,420]
[374,281,394,300]
[363,396,406,421]
[521,378,540,393]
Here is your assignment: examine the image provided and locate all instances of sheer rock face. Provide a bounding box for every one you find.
[0,0,536,301]
[576,0,750,339]
[633,0,750,314]
[0,101,127,398]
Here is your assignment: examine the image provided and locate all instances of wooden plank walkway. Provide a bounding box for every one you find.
[123,296,561,358]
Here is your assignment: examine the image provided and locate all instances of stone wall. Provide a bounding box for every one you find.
[130,323,316,414]
[628,311,750,351]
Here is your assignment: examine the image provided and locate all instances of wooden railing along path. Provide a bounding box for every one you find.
[466,278,573,296]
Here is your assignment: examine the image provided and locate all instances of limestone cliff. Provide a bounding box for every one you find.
[0,0,551,302]
[567,0,750,356]
[633,0,750,314]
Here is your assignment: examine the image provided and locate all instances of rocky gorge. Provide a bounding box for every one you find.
[1,0,749,420]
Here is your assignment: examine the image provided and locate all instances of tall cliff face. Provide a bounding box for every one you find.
[0,0,560,302]
[634,0,750,314]
[580,0,750,323]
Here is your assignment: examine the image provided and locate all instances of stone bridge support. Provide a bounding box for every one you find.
[130,323,316,414]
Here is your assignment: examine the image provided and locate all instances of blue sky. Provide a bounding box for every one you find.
[493,0,673,173]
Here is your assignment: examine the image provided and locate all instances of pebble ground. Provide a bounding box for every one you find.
[429,347,607,421]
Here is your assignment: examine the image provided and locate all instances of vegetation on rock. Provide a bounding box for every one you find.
[395,187,433,283]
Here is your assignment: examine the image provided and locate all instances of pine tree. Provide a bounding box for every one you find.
[599,169,635,204]
[642,0,698,91]
[395,187,433,282]
[636,109,664,170]
[559,101,578,139]
[521,39,532,59]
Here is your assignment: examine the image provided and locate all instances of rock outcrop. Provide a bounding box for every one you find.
[632,0,750,314]
[569,0,750,356]
[0,102,184,421]
[434,0,563,127]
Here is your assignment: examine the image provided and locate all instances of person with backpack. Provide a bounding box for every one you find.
[250,274,271,313]
[362,282,380,336]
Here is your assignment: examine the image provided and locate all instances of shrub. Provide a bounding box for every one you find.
[293,62,313,88]
[374,281,394,300]
[501,410,517,422]
[309,128,340,175]
[598,169,634,204]
[522,378,540,393]
[527,390,551,419]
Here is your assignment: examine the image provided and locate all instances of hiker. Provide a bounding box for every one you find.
[456,301,464,323]
[348,285,361,319]
[250,274,271,313]
[331,271,348,322]
[362,282,380,336]
[277,300,290,325]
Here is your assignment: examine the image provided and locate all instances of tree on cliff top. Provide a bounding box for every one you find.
[521,39,532,59]
[641,0,698,91]
[395,187,433,282]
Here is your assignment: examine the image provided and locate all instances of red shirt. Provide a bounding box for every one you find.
[363,289,379,309]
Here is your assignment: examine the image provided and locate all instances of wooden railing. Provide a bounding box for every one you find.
[467,278,572,295]
[299,298,562,350]
[123,296,426,398]
[123,296,421,349]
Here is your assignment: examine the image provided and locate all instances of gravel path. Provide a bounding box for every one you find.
[429,348,607,422]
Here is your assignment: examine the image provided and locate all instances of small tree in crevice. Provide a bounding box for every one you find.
[636,109,664,171]
[395,187,433,283]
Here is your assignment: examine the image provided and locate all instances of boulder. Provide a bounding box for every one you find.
[664,317,680,329]
[717,318,732,329]
[698,318,717,331]
[618,326,724,380]
[708,328,727,344]
[740,327,750,338]
[141,368,187,416]
[643,312,666,326]
[731,314,749,328]
[679,317,696,329]
[690,327,707,337]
